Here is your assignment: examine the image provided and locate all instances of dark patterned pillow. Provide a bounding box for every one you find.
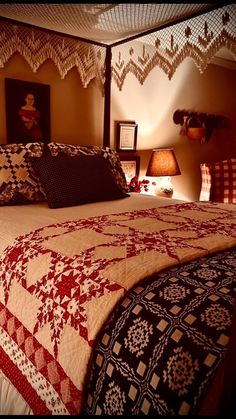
[30,153,129,209]
[47,142,128,193]
[0,142,46,205]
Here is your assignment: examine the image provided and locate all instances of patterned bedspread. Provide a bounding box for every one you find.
[82,248,236,415]
[0,201,236,414]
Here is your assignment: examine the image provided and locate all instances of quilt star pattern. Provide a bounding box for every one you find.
[0,201,236,414]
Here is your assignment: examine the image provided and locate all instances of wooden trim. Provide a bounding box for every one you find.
[0,16,107,48]
[103,46,112,148]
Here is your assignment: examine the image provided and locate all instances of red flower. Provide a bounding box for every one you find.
[128,176,150,193]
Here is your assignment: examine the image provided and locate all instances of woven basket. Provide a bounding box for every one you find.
[186,116,205,142]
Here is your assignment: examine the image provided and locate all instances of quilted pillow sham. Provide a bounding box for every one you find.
[200,158,236,203]
[47,142,128,193]
[30,153,129,209]
[0,142,46,205]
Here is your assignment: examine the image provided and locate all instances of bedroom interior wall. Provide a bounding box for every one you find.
[0,45,235,203]
[111,57,236,202]
[0,53,104,147]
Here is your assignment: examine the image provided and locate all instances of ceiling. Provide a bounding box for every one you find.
[0,3,219,46]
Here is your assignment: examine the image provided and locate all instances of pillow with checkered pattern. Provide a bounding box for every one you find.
[47,142,128,193]
[0,142,46,205]
[200,158,236,203]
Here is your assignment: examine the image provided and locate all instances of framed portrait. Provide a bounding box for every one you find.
[116,121,138,152]
[5,78,51,144]
[119,155,140,182]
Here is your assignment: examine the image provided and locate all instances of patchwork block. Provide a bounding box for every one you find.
[0,142,46,205]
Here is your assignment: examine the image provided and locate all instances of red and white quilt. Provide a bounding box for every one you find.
[0,201,236,414]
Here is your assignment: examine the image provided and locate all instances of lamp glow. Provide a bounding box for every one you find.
[146,148,181,197]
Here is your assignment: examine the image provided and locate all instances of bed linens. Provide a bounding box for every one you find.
[0,196,236,414]
[83,247,236,415]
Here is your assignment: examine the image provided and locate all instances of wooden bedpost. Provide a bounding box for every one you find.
[103,45,112,148]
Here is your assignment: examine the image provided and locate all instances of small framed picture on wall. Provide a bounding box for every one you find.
[5,78,51,144]
[119,155,140,182]
[116,121,138,152]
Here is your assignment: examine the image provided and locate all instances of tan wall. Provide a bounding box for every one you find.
[0,53,104,146]
[0,51,235,202]
[111,58,236,201]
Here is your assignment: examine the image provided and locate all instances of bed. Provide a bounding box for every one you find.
[0,142,236,415]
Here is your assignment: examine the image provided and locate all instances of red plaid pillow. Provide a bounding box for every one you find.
[200,158,236,203]
[199,163,212,201]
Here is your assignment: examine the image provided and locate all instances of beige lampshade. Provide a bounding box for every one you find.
[146,148,181,177]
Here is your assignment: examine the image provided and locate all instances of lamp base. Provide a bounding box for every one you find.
[155,176,174,198]
[155,187,173,198]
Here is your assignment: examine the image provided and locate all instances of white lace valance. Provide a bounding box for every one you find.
[112,4,236,90]
[0,5,235,91]
[0,20,106,89]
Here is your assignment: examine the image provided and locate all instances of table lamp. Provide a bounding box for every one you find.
[146,148,181,197]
